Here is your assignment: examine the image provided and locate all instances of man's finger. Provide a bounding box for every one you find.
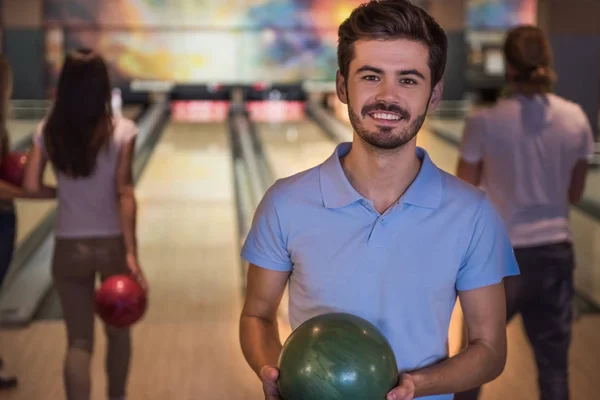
[261,365,279,379]
[387,387,413,400]
[260,365,280,395]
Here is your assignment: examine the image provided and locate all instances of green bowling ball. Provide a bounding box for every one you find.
[277,312,399,400]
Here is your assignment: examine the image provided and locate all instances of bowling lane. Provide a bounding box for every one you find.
[255,119,338,180]
[133,120,241,324]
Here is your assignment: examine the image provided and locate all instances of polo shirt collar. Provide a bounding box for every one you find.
[319,143,443,210]
[320,143,363,208]
[402,147,443,209]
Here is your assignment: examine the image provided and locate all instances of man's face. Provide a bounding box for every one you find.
[336,39,443,150]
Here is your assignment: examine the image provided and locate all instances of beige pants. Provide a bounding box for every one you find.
[52,236,131,400]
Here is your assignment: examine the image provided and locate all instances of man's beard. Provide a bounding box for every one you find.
[347,99,428,150]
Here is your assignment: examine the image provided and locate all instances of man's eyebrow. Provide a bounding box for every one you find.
[355,65,384,75]
[398,69,426,80]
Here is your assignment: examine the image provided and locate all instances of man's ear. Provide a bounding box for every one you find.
[336,70,348,105]
[428,77,444,112]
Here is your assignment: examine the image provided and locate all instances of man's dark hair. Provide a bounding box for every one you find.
[338,0,448,87]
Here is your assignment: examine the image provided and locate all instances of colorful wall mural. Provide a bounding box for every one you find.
[467,0,537,30]
[44,0,367,92]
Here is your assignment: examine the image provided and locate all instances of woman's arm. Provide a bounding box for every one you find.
[22,145,56,199]
[116,136,147,288]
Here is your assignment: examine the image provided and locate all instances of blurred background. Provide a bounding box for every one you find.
[0,1,599,399]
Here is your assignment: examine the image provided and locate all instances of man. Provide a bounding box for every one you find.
[455,26,594,400]
[240,1,520,399]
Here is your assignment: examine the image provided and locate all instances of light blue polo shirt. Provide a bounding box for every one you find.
[242,142,519,400]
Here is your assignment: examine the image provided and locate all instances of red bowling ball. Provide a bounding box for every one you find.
[0,151,28,187]
[95,275,147,328]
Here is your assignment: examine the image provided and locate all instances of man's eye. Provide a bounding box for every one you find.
[363,75,379,81]
[400,78,417,85]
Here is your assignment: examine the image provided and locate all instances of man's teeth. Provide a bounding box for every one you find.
[372,112,401,120]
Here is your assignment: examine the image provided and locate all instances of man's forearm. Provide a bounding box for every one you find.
[240,315,283,377]
[411,340,506,397]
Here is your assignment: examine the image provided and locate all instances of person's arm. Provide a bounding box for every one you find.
[116,136,145,286]
[568,160,588,204]
[569,112,595,204]
[456,112,485,187]
[240,264,290,376]
[117,136,137,258]
[0,179,27,199]
[21,144,56,199]
[238,182,292,399]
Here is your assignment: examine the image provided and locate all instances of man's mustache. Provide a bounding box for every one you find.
[361,102,411,120]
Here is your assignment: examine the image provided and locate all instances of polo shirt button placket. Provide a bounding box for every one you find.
[368,216,385,244]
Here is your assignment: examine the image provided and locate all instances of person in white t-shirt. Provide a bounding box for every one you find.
[455,25,594,400]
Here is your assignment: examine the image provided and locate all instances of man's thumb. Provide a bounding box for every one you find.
[260,365,279,383]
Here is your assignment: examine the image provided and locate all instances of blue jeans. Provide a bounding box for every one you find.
[0,210,16,287]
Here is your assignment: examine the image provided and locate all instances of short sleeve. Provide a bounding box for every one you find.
[456,195,520,291]
[578,109,595,161]
[459,112,485,164]
[241,184,292,272]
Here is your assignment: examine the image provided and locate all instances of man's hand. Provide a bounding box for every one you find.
[387,373,415,400]
[260,365,281,400]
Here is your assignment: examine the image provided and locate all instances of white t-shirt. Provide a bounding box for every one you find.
[460,93,595,248]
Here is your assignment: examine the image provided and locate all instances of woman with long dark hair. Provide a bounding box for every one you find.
[0,55,55,390]
[24,49,147,400]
